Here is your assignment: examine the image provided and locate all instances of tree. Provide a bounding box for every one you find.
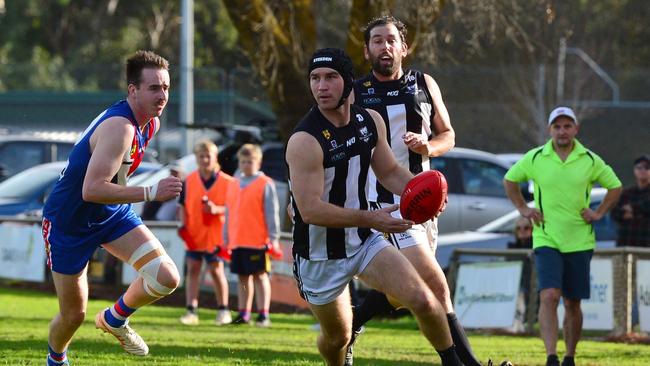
[221,0,316,141]
[0,0,244,91]
[222,0,445,142]
[426,0,649,148]
[0,0,185,91]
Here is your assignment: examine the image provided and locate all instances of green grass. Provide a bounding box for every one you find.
[1,287,649,365]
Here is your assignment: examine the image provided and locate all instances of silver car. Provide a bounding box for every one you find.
[431,147,517,234]
[435,188,615,269]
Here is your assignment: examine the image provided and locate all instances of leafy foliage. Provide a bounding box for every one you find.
[0,0,649,144]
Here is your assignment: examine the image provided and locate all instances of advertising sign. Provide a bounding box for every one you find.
[454,261,522,328]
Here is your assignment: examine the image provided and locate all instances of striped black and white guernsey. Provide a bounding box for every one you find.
[353,69,434,204]
[290,104,379,260]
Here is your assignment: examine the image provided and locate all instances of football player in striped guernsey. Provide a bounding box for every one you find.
[350,15,484,366]
[286,47,465,366]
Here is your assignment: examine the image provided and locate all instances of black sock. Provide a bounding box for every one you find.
[447,312,482,366]
[437,344,465,366]
[352,290,395,331]
[561,356,574,366]
[217,305,227,310]
[186,305,197,314]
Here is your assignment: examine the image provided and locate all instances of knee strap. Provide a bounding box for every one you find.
[128,240,177,297]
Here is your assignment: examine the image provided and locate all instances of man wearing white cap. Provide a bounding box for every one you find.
[503,106,622,366]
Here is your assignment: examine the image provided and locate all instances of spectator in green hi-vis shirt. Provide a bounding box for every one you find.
[503,106,622,366]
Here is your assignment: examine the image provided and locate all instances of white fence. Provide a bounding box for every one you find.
[0,216,308,310]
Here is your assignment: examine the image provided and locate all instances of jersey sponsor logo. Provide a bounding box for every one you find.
[346,137,356,147]
[407,74,416,82]
[312,56,332,62]
[360,87,375,96]
[363,80,372,87]
[387,90,399,96]
[330,140,338,149]
[363,97,382,105]
[355,113,364,122]
[405,84,418,95]
[359,126,373,143]
[331,151,346,162]
[322,129,331,139]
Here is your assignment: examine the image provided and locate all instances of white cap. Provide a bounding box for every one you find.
[548,106,577,125]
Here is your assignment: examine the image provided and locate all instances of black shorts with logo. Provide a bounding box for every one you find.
[230,247,270,275]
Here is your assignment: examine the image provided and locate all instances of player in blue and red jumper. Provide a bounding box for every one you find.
[42,50,182,365]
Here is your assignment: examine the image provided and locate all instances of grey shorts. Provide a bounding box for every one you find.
[370,201,438,251]
[293,232,391,305]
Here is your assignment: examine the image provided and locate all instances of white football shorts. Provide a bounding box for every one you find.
[292,232,391,305]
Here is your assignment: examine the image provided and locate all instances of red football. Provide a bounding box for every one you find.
[400,170,448,224]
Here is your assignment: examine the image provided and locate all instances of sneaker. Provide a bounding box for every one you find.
[215,309,232,325]
[344,326,365,366]
[179,311,199,326]
[232,314,250,325]
[255,316,271,328]
[488,360,514,366]
[546,354,560,366]
[561,356,575,366]
[95,308,149,356]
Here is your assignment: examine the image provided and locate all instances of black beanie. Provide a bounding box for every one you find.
[308,48,354,107]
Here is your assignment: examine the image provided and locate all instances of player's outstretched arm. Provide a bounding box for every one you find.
[367,109,413,195]
[82,117,181,204]
[286,131,411,233]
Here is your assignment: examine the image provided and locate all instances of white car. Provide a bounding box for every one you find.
[435,188,616,269]
[431,147,517,233]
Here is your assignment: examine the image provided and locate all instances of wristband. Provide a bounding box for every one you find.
[143,186,151,202]
[143,183,159,202]
[149,182,159,201]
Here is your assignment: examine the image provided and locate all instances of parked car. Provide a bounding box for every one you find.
[431,147,518,234]
[0,161,161,217]
[435,188,615,269]
[0,132,159,182]
[496,153,524,167]
[496,152,534,200]
[0,133,76,182]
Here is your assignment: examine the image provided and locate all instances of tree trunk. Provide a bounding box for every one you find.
[223,0,316,143]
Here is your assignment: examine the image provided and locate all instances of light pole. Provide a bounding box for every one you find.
[180,0,194,155]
